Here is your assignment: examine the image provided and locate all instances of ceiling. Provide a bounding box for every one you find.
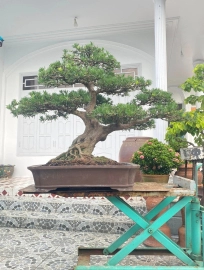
[0,0,204,87]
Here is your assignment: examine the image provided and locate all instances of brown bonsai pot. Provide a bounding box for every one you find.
[28,163,138,191]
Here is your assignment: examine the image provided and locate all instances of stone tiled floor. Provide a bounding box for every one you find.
[0,177,34,197]
[0,177,186,269]
[0,227,184,270]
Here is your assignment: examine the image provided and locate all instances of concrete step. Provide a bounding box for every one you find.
[0,196,146,216]
[0,195,182,235]
[0,209,137,234]
[0,196,146,234]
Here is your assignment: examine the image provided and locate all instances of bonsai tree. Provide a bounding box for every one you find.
[7,43,182,166]
[165,64,204,148]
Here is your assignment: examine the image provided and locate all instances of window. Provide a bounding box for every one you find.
[114,67,138,78]
[23,75,39,90]
[22,75,84,90]
[22,67,138,91]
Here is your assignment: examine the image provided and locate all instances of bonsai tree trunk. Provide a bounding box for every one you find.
[47,119,114,165]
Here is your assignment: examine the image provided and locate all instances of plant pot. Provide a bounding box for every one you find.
[144,197,172,247]
[177,203,185,247]
[119,137,152,182]
[175,163,202,185]
[141,174,169,183]
[0,165,15,178]
[28,163,138,190]
[119,137,152,163]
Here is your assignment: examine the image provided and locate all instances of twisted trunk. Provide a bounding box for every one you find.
[47,119,112,164]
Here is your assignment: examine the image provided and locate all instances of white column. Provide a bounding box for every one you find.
[153,0,168,142]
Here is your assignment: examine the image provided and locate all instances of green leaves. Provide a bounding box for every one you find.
[181,64,204,105]
[131,138,183,175]
[166,63,204,148]
[90,103,146,125]
[6,90,90,120]
[7,42,184,157]
[38,43,151,96]
[166,111,204,147]
[38,43,122,88]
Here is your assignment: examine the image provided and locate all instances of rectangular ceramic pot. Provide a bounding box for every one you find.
[28,163,138,191]
[0,165,15,178]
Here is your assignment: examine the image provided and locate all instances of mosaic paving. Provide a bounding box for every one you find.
[0,227,185,270]
[0,197,146,233]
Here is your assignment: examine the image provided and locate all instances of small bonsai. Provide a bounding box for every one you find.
[7,43,182,166]
[131,139,183,175]
[0,165,15,178]
[165,64,204,148]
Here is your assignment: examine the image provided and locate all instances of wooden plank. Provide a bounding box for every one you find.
[21,183,195,197]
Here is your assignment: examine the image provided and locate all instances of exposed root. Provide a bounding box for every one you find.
[47,144,83,165]
[45,155,121,166]
[68,144,83,159]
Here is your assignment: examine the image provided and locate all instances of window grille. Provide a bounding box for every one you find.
[22,67,138,90]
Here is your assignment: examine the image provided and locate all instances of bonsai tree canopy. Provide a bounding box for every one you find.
[7,43,182,165]
[165,64,204,148]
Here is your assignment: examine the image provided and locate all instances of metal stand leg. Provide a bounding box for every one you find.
[190,197,202,261]
[201,206,204,266]
[185,201,192,250]
[104,196,175,255]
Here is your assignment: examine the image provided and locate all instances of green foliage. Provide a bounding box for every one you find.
[90,102,154,129]
[7,42,183,157]
[38,42,121,88]
[166,64,204,148]
[165,130,188,152]
[91,87,182,129]
[7,89,90,120]
[181,64,204,109]
[166,111,204,147]
[131,139,183,175]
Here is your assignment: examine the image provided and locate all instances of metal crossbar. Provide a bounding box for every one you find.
[75,195,204,270]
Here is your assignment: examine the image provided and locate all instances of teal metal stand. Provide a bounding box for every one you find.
[20,178,204,269]
[75,147,204,269]
[75,193,204,270]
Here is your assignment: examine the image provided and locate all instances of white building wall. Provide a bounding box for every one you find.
[0,48,5,163]
[3,40,155,177]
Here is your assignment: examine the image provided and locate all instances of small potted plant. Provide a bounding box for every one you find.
[0,165,15,179]
[131,138,183,183]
